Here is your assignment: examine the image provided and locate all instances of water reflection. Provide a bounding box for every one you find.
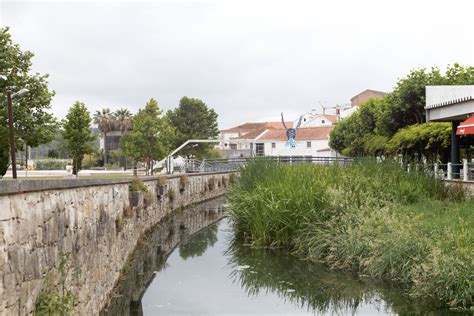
[100,197,226,316]
[103,199,466,315]
[179,225,218,260]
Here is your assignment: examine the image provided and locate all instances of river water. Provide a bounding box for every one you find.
[102,198,463,315]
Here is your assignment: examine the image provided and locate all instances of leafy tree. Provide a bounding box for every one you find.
[121,98,173,175]
[0,27,57,177]
[93,108,115,167]
[62,101,95,175]
[386,123,451,163]
[330,63,474,161]
[47,148,59,158]
[166,96,219,159]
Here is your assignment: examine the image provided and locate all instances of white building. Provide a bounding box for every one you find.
[295,111,338,127]
[232,126,337,157]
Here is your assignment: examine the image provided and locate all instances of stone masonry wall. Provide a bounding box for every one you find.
[0,172,235,315]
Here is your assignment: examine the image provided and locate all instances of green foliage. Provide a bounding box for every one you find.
[228,160,472,309]
[204,148,223,159]
[34,253,74,315]
[47,148,59,158]
[0,27,57,177]
[121,98,173,174]
[166,96,219,159]
[35,159,68,170]
[62,101,95,175]
[330,64,474,161]
[129,177,148,192]
[386,122,451,162]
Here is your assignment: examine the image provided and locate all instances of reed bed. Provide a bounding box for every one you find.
[228,158,473,310]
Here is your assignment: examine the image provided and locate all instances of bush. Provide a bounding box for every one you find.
[129,177,148,192]
[35,159,68,170]
[228,159,472,309]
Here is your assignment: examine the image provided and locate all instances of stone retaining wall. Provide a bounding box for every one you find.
[0,172,235,315]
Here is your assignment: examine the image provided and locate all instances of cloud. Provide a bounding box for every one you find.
[1,0,473,128]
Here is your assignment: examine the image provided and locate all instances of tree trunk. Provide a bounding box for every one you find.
[24,144,28,169]
[103,132,108,169]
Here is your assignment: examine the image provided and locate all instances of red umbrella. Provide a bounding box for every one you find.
[456,116,474,135]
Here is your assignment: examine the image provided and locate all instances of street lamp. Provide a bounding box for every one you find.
[6,88,29,179]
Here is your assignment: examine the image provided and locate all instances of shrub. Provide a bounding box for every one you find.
[167,188,176,201]
[157,176,168,186]
[35,159,68,170]
[129,177,148,192]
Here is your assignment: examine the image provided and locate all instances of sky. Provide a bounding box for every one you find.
[1,0,473,129]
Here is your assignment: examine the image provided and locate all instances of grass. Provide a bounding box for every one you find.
[228,158,473,310]
[1,174,133,180]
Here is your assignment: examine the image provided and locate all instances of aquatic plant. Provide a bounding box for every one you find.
[227,158,473,310]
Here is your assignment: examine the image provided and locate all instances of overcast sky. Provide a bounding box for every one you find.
[1,0,473,129]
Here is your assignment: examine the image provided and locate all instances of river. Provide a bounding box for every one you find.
[101,197,465,315]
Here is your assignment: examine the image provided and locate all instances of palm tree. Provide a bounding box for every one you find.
[93,108,114,168]
[114,108,133,170]
[114,108,133,135]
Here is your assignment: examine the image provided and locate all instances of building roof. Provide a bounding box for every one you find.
[221,121,293,133]
[425,85,474,110]
[234,128,268,140]
[322,114,337,124]
[350,89,387,101]
[258,126,334,141]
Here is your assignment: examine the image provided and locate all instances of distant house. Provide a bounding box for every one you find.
[295,110,338,128]
[350,89,387,107]
[340,89,387,119]
[99,128,131,153]
[249,126,336,157]
[219,122,292,157]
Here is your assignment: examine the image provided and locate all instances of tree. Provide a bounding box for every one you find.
[329,63,474,161]
[166,97,219,158]
[62,101,95,175]
[0,27,57,177]
[121,98,173,175]
[114,108,133,135]
[47,148,59,158]
[93,108,115,167]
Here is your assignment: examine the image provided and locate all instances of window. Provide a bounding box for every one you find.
[306,141,311,148]
[230,144,237,150]
[255,143,265,156]
[322,119,325,124]
[272,142,276,149]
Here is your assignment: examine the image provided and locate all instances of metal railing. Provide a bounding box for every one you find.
[177,156,355,173]
[405,160,474,182]
[175,156,473,182]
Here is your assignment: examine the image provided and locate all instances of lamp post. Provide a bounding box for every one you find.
[6,88,29,179]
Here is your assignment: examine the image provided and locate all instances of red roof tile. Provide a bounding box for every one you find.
[221,121,292,133]
[258,126,334,141]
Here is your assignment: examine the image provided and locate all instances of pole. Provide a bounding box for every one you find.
[7,91,17,179]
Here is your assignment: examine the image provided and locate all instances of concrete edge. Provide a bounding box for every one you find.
[0,171,238,196]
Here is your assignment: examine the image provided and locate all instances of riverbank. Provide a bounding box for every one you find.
[228,159,473,311]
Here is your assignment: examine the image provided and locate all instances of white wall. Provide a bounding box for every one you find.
[261,139,333,156]
[301,115,333,127]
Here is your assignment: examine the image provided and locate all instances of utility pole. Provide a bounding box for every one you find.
[7,90,17,179]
